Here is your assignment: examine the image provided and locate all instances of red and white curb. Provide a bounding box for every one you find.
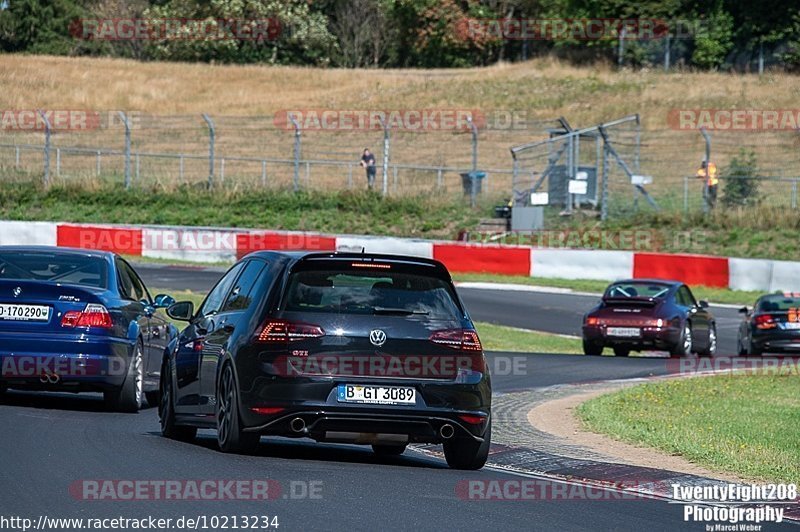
[1,220,798,293]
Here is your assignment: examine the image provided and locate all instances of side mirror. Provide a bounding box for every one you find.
[739,306,749,314]
[153,293,176,309]
[167,301,194,322]
[698,300,710,309]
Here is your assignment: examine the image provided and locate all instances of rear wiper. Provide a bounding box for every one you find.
[372,307,429,316]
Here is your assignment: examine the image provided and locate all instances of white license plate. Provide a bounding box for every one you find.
[783,322,800,330]
[0,303,51,322]
[607,327,641,337]
[337,384,416,405]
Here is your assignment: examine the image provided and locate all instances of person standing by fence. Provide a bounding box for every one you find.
[360,148,376,189]
[697,159,719,209]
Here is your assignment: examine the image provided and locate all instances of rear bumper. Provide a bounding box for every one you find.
[243,409,489,445]
[583,325,682,349]
[0,332,132,391]
[751,331,800,352]
[237,373,491,444]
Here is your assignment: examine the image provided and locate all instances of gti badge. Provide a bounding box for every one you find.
[12,286,21,298]
[369,329,387,347]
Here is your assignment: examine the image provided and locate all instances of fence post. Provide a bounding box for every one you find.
[437,168,443,189]
[699,127,712,214]
[118,111,131,189]
[262,160,267,187]
[96,151,101,177]
[379,117,389,196]
[135,153,140,182]
[601,144,609,221]
[220,158,225,183]
[289,113,301,192]
[792,179,798,210]
[466,116,479,207]
[202,114,215,188]
[38,110,51,186]
[15,146,20,169]
[664,34,671,71]
[683,176,689,215]
[56,148,61,177]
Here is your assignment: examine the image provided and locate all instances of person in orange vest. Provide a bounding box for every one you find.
[697,159,719,208]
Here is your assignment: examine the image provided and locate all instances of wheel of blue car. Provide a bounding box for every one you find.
[443,419,491,470]
[217,363,260,454]
[670,322,692,357]
[104,340,144,413]
[0,382,6,395]
[159,361,197,442]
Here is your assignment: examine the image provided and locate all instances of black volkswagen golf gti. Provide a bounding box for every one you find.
[159,252,492,469]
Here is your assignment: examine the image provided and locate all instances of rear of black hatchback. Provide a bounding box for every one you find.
[160,252,492,470]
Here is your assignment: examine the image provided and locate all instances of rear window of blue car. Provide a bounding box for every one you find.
[0,251,108,289]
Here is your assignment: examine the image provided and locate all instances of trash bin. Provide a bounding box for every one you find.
[460,171,486,197]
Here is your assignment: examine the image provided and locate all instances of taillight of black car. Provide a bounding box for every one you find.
[755,314,778,330]
[255,319,325,343]
[430,328,486,375]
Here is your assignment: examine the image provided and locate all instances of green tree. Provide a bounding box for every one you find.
[0,0,83,54]
[722,149,760,207]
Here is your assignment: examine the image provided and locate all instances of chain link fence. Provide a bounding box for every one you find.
[2,111,799,219]
[0,112,566,199]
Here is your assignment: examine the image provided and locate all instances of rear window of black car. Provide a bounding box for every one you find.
[283,266,462,319]
[0,251,108,289]
[605,282,670,299]
[757,296,800,312]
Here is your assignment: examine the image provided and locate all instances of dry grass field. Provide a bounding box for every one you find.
[1,54,799,201]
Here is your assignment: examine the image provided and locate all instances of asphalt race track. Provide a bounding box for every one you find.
[1,264,792,531]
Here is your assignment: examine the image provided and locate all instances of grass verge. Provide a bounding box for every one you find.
[155,288,580,354]
[576,373,800,483]
[0,183,480,240]
[453,272,761,306]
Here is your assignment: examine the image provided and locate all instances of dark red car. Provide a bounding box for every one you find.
[582,279,716,357]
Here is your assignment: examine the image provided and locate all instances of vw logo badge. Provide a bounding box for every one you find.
[369,329,387,347]
[12,286,21,298]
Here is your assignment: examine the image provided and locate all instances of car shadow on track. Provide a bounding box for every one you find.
[146,431,448,470]
[0,390,158,413]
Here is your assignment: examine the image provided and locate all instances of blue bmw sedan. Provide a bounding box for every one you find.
[0,247,177,411]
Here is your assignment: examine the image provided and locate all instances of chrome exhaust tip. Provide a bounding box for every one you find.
[439,424,455,440]
[290,417,306,433]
